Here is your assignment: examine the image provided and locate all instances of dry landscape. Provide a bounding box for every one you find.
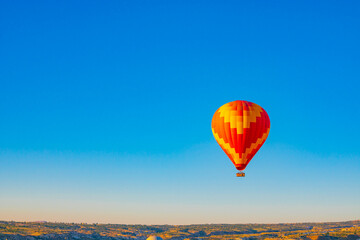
[0,220,359,240]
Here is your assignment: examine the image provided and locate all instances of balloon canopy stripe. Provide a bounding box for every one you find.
[211,100,270,171]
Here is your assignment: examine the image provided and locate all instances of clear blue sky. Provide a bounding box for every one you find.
[0,0,359,224]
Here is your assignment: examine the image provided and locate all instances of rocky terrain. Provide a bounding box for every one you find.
[0,220,359,240]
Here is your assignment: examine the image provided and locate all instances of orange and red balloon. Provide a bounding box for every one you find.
[211,100,270,171]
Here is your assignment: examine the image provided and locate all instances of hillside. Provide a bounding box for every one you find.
[0,220,359,239]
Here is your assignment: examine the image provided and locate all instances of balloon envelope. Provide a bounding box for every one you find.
[146,236,163,240]
[211,100,270,171]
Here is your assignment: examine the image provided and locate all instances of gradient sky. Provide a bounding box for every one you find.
[1,0,359,225]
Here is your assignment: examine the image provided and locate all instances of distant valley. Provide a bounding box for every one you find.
[0,220,359,239]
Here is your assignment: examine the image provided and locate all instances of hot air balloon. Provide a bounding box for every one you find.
[211,100,270,177]
[146,236,163,240]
